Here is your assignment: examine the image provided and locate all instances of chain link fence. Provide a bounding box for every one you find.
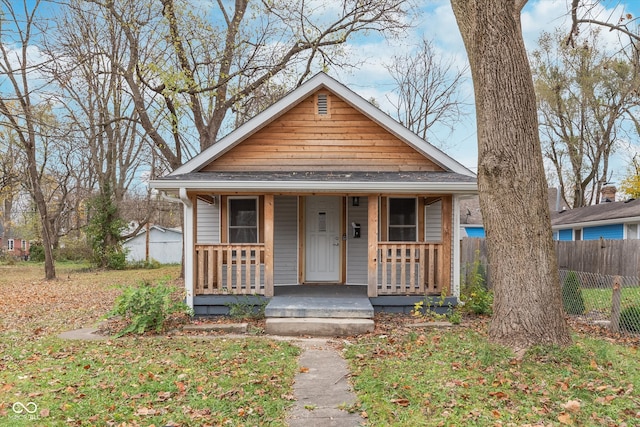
[460,260,640,339]
[559,270,640,338]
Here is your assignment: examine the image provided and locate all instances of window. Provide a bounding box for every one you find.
[7,239,14,251]
[228,198,258,243]
[574,229,582,241]
[627,224,638,240]
[388,198,417,241]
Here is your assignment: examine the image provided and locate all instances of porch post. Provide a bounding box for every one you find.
[179,188,194,309]
[264,194,274,297]
[441,195,453,296]
[367,195,378,297]
[452,195,461,300]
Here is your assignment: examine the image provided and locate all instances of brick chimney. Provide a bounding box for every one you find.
[600,185,617,203]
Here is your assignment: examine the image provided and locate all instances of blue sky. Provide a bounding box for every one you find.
[9,0,640,188]
[332,0,640,184]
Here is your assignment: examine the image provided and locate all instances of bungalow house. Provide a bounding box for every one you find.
[150,73,477,333]
[123,225,183,264]
[551,187,640,241]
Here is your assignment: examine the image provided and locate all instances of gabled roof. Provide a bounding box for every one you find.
[551,198,640,228]
[168,72,474,178]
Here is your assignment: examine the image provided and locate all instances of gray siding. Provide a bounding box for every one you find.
[197,199,219,243]
[274,196,299,284]
[347,197,368,284]
[425,200,442,241]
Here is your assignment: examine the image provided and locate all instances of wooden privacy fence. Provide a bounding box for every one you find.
[555,240,640,277]
[377,242,444,295]
[461,238,640,281]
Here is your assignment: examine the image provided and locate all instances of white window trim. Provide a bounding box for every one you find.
[227,196,259,244]
[7,239,14,251]
[573,228,582,241]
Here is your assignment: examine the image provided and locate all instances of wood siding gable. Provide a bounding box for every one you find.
[201,89,444,173]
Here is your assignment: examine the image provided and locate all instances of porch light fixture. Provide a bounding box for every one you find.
[352,196,360,207]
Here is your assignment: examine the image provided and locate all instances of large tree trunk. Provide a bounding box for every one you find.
[451,0,571,351]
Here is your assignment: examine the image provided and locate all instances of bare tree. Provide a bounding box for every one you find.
[43,0,157,264]
[568,0,640,47]
[0,0,58,278]
[532,28,640,208]
[85,0,413,170]
[451,0,571,351]
[385,37,468,147]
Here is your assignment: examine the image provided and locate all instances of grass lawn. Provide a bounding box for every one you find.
[344,323,640,426]
[0,262,300,426]
[1,262,639,426]
[581,287,640,314]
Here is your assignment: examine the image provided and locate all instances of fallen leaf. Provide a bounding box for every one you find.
[562,400,581,413]
[558,412,573,425]
[489,391,509,399]
[156,391,172,401]
[39,408,50,418]
[390,398,410,407]
[135,407,157,416]
[299,367,310,373]
[595,395,616,404]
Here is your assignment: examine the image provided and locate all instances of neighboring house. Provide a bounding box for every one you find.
[551,187,640,241]
[459,188,566,239]
[150,72,477,315]
[123,225,183,264]
[0,237,30,259]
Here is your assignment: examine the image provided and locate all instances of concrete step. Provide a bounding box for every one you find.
[266,317,374,337]
[264,294,374,319]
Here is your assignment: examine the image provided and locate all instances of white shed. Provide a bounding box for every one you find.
[123,225,183,264]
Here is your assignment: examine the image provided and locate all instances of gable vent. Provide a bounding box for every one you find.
[317,94,328,115]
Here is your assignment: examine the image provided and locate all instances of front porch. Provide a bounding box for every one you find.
[193,241,448,297]
[186,193,458,319]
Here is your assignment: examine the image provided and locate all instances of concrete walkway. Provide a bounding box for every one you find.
[59,328,365,426]
[287,338,364,427]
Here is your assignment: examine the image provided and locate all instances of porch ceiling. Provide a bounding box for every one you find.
[151,170,477,194]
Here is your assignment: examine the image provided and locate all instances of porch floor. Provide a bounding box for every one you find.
[265,285,373,319]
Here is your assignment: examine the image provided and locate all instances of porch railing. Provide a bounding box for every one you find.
[194,244,265,295]
[377,242,444,295]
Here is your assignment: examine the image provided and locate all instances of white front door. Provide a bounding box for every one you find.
[305,196,341,282]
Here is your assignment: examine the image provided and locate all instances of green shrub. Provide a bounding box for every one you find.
[619,306,640,333]
[105,247,128,270]
[108,278,193,337]
[461,252,493,315]
[128,258,163,269]
[562,271,585,315]
[29,243,45,262]
[55,241,92,262]
[465,285,493,315]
